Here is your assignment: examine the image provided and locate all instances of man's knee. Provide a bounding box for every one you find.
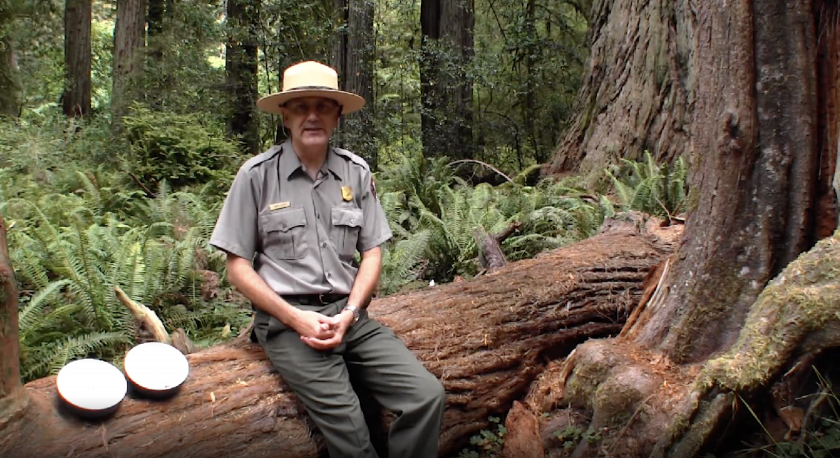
[417,373,446,409]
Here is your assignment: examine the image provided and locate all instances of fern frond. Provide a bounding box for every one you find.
[22,331,132,381]
[18,279,72,339]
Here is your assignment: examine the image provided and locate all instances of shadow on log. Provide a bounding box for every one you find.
[0,212,682,458]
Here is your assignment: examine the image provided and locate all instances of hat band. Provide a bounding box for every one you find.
[285,86,340,92]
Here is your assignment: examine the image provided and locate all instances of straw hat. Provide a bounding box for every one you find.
[256,61,365,115]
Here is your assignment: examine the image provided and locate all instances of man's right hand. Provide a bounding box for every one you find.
[290,309,338,340]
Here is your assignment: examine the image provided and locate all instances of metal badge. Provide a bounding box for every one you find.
[341,186,353,202]
[269,202,290,211]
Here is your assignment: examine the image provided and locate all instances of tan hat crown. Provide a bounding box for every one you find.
[282,61,339,91]
[256,61,365,115]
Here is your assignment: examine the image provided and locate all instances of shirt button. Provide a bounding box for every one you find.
[280,223,287,229]
[326,272,332,278]
[322,242,327,248]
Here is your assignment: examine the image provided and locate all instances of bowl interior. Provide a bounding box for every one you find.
[124,342,190,391]
[56,359,127,411]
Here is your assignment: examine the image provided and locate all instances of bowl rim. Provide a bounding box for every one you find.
[123,342,190,392]
[55,358,127,411]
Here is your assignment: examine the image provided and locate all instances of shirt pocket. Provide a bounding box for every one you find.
[331,207,363,260]
[259,207,307,260]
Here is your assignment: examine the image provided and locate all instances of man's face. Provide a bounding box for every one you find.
[280,96,341,150]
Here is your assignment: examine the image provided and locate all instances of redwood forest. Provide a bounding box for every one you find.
[1,0,839,457]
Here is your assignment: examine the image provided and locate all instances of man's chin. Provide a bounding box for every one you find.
[298,134,329,148]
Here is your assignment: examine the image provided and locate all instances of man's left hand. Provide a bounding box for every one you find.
[299,310,355,350]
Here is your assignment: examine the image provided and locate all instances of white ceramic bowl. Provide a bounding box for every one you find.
[56,358,127,418]
[124,342,190,398]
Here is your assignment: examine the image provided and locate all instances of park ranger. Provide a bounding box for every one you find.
[209,61,445,458]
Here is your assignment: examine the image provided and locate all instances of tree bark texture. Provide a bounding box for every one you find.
[63,0,92,118]
[542,0,695,184]
[111,0,146,129]
[343,0,376,167]
[0,210,25,425]
[225,0,261,155]
[420,0,474,161]
[331,0,376,168]
[632,0,820,363]
[0,35,21,118]
[0,215,680,458]
[817,0,840,236]
[528,1,840,457]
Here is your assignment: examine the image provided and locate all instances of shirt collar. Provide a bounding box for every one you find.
[279,140,344,181]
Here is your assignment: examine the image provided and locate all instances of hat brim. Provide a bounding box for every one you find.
[256,89,366,115]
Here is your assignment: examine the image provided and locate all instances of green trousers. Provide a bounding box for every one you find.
[253,298,446,458]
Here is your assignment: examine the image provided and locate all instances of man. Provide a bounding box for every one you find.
[210,61,445,458]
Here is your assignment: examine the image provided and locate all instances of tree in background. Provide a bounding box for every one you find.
[0,1,22,117]
[420,0,474,160]
[331,0,377,168]
[225,0,261,155]
[543,0,692,183]
[62,0,92,118]
[111,0,146,129]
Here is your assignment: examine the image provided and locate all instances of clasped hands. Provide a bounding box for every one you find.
[293,309,355,350]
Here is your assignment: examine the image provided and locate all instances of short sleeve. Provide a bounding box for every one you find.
[210,165,260,260]
[357,170,392,252]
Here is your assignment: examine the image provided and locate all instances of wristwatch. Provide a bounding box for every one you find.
[343,304,361,324]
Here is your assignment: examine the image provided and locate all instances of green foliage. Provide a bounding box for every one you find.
[376,151,606,284]
[606,151,688,219]
[122,104,241,188]
[378,190,431,296]
[721,370,840,458]
[144,0,228,115]
[3,153,248,381]
[457,415,508,458]
[554,424,602,451]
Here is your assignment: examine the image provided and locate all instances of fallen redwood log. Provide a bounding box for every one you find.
[0,213,682,458]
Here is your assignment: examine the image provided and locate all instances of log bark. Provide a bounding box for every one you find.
[0,214,680,458]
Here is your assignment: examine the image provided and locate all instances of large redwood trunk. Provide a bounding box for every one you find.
[0,215,679,458]
[225,0,261,155]
[111,0,146,129]
[542,0,694,183]
[420,0,475,160]
[63,0,92,118]
[523,1,840,457]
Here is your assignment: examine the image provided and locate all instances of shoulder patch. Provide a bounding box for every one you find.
[332,147,371,172]
[241,144,283,171]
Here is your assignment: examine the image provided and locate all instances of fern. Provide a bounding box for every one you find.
[17,279,73,341]
[22,331,133,381]
[380,230,431,296]
[605,151,688,218]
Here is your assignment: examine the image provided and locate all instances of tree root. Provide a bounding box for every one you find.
[523,232,840,458]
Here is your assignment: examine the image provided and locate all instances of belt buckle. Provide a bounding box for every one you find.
[318,293,326,304]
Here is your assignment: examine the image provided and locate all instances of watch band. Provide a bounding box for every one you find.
[343,304,360,324]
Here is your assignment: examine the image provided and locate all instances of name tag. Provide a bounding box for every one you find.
[269,202,290,211]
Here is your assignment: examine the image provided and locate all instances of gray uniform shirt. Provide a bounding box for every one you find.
[209,140,392,295]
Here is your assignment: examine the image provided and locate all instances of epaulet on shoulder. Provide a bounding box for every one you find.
[241,144,283,171]
[332,147,371,172]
